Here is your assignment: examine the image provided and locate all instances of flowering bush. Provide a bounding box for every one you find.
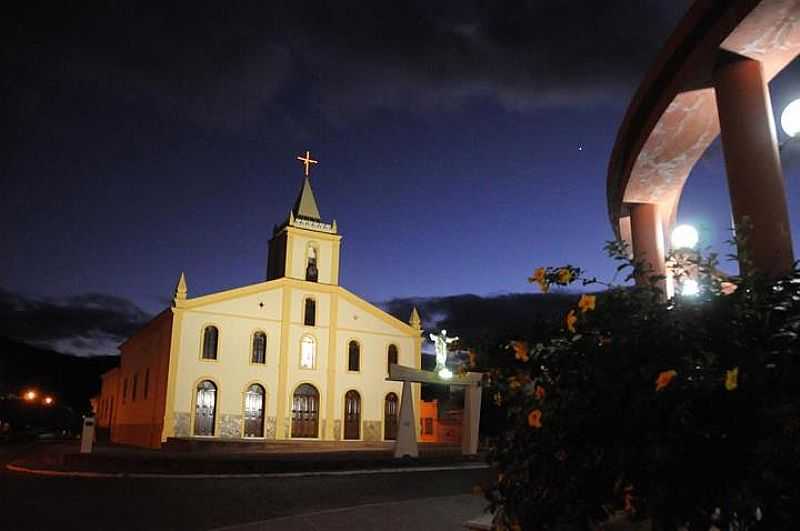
[477,240,800,530]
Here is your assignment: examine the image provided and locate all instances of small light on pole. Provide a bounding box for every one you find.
[43,396,54,406]
[23,390,37,401]
[680,279,700,297]
[781,98,800,138]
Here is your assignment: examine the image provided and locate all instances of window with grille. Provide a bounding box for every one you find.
[300,336,316,369]
[252,332,266,364]
[202,326,219,360]
[348,340,360,371]
[387,344,398,373]
[304,298,316,326]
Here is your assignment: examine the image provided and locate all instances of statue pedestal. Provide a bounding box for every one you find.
[388,364,483,458]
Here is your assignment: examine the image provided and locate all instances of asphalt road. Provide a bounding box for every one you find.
[0,443,491,531]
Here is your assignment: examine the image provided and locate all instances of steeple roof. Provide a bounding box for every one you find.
[292,176,321,221]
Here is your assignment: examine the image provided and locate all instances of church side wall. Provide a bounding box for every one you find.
[96,368,119,441]
[171,287,283,440]
[112,310,173,448]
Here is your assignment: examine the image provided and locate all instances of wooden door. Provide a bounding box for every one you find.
[292,384,319,438]
[344,390,361,440]
[194,380,217,436]
[244,384,265,437]
[384,393,398,440]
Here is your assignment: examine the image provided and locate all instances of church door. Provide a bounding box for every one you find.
[344,390,361,440]
[291,384,319,438]
[243,384,265,438]
[194,380,217,436]
[384,393,398,440]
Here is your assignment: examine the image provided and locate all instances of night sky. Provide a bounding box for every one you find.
[5,1,800,355]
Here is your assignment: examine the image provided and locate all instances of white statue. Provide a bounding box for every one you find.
[429,329,459,374]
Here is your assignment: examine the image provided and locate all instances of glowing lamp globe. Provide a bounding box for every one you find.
[671,224,699,250]
[781,98,800,137]
[681,279,700,296]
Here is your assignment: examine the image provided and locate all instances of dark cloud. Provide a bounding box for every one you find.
[382,291,578,347]
[3,1,691,133]
[0,289,152,356]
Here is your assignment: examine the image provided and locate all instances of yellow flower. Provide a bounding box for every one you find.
[509,378,522,391]
[578,294,596,313]
[528,408,543,429]
[511,340,529,362]
[725,367,739,391]
[565,309,578,333]
[655,370,677,392]
[557,268,573,284]
[528,267,549,293]
[529,267,546,283]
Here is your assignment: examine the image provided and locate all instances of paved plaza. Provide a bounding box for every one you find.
[0,442,491,531]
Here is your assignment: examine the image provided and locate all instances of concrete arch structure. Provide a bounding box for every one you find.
[608,0,800,284]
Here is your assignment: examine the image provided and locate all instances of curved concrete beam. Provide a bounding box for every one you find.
[607,0,800,242]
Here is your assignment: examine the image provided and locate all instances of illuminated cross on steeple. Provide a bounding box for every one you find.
[296,150,318,177]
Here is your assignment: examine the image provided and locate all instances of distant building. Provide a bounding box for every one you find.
[419,399,463,445]
[97,163,422,448]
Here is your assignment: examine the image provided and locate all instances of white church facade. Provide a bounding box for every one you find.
[96,155,422,448]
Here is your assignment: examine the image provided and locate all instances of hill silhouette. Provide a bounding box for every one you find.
[0,336,117,413]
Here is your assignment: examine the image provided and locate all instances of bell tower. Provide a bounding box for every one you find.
[266,151,342,285]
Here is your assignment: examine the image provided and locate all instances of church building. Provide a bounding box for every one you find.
[95,153,422,448]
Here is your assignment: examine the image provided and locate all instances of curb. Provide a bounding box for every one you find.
[5,461,489,479]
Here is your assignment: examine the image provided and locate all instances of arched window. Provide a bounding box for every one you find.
[348,340,360,371]
[194,380,217,436]
[300,335,316,369]
[304,298,316,326]
[344,390,361,440]
[306,245,319,282]
[387,344,398,373]
[243,384,265,438]
[251,332,266,364]
[384,393,399,440]
[202,326,219,360]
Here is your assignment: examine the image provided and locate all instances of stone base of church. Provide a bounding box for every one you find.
[165,414,399,446]
[161,437,398,453]
[363,421,381,441]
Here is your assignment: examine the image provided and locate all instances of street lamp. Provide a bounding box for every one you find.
[23,390,37,401]
[43,396,54,406]
[781,98,800,138]
[669,224,700,297]
[680,279,700,296]
[671,224,699,250]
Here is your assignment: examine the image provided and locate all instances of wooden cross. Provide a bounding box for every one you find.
[296,150,318,177]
